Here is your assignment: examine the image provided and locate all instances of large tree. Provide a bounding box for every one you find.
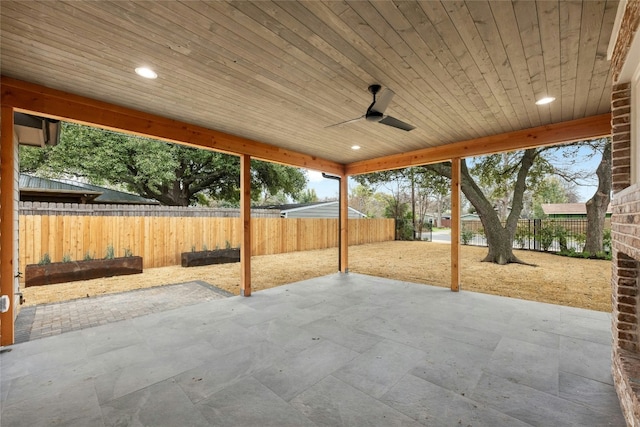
[584,138,612,255]
[356,151,543,261]
[425,150,544,264]
[20,122,306,206]
[356,140,610,264]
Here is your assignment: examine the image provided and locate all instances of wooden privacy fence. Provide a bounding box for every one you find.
[18,215,395,274]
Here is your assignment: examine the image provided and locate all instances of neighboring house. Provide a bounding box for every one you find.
[541,203,612,219]
[13,112,61,147]
[19,174,159,205]
[256,201,366,219]
[461,213,481,221]
[424,213,454,228]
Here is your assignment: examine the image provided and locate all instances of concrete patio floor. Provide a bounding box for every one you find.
[0,273,625,426]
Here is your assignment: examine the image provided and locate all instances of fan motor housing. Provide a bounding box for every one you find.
[365,111,383,122]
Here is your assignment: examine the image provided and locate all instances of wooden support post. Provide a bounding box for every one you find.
[1,106,15,345]
[451,158,461,292]
[340,174,349,273]
[240,155,251,296]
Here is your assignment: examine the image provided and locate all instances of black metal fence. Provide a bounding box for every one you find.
[461,218,611,253]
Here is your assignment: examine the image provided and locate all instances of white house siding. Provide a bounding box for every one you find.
[282,202,365,219]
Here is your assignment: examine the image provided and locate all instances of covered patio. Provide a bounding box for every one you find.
[1,273,623,426]
[2,1,640,425]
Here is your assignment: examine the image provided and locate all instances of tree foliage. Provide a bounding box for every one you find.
[20,122,307,206]
[530,176,573,218]
[353,168,449,239]
[295,188,319,204]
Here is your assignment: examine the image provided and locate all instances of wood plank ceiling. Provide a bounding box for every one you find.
[0,1,618,167]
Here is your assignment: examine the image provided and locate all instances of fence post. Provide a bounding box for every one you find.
[533,219,541,251]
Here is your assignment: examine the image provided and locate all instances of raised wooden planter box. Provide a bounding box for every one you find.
[25,256,143,287]
[181,248,240,267]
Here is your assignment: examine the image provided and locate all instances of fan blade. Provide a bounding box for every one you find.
[324,115,364,128]
[379,115,415,131]
[370,88,395,114]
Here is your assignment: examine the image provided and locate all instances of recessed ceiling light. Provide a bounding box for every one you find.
[535,96,555,105]
[351,145,361,150]
[135,67,157,79]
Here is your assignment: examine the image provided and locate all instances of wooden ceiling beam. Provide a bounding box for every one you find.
[346,113,612,175]
[0,77,345,176]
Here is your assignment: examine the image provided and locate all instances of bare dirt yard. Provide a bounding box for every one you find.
[22,241,612,312]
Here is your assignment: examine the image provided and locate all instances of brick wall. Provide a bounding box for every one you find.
[611,80,640,425]
[612,83,632,192]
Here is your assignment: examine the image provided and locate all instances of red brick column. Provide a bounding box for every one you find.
[611,81,640,426]
[612,83,632,193]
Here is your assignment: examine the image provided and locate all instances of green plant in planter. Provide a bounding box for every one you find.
[62,253,72,263]
[225,240,232,249]
[123,248,133,257]
[83,251,95,261]
[104,245,115,260]
[202,244,208,251]
[191,245,196,253]
[38,253,51,265]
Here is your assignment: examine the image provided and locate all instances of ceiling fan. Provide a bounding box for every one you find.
[326,84,415,131]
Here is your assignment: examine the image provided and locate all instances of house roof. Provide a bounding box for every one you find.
[19,174,159,205]
[541,203,613,216]
[0,1,616,170]
[255,201,337,211]
[255,200,365,217]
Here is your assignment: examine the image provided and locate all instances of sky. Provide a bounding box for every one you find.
[305,170,340,200]
[304,144,605,203]
[305,171,362,201]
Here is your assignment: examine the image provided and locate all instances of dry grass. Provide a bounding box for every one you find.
[22,241,612,312]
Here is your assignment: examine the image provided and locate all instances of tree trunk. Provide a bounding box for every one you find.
[424,149,538,265]
[584,139,612,255]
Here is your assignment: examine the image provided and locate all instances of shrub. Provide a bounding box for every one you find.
[62,253,72,263]
[603,229,612,253]
[38,253,51,265]
[123,248,133,257]
[83,251,95,261]
[461,228,474,245]
[573,232,586,252]
[554,225,568,251]
[394,219,414,240]
[514,224,530,249]
[557,248,611,261]
[539,224,555,251]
